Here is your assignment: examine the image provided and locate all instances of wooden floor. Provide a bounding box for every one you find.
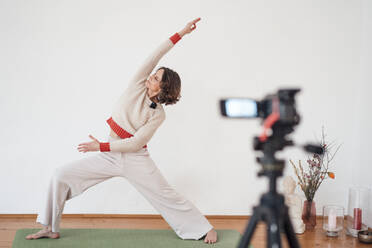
[0,215,370,248]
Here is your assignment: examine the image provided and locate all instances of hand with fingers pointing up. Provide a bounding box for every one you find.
[77,134,100,153]
[178,17,201,38]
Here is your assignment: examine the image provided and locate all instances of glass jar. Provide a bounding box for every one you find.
[346,187,370,237]
[323,205,344,236]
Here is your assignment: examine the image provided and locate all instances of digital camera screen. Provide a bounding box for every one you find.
[221,98,258,118]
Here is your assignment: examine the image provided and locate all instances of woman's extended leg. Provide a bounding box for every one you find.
[26,149,123,239]
[121,148,215,241]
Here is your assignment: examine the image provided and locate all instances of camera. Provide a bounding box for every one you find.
[219,88,322,248]
[220,88,301,126]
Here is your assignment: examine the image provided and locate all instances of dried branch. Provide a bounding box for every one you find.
[289,127,340,201]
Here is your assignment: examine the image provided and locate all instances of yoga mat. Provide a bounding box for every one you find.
[13,229,246,248]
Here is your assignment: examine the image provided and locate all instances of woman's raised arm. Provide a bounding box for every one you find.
[178,17,201,37]
[129,18,201,87]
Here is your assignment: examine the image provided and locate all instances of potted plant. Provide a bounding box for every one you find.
[290,127,341,230]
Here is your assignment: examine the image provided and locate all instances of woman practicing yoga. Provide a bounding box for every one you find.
[26,17,218,244]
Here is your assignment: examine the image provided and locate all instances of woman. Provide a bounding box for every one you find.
[26,17,218,244]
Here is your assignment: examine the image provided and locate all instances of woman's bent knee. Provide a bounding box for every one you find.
[52,166,71,183]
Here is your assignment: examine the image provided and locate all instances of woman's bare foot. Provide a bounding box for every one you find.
[25,229,60,240]
[204,229,217,244]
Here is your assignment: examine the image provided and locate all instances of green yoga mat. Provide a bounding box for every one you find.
[13,229,244,248]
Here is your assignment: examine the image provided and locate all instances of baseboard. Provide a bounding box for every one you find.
[0,214,250,219]
[0,214,326,221]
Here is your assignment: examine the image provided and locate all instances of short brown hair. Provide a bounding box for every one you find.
[157,67,181,105]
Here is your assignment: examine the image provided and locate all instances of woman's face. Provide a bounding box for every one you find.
[146,69,164,95]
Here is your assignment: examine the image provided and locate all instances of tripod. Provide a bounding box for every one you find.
[238,124,301,248]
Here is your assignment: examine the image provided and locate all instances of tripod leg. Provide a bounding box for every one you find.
[266,212,282,248]
[238,208,260,248]
[283,210,300,248]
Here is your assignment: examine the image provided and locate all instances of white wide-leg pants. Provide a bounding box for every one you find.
[36,135,213,240]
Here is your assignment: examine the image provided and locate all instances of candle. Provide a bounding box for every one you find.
[328,208,337,230]
[353,208,362,230]
[323,205,344,237]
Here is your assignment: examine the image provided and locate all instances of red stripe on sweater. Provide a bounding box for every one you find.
[107,117,133,139]
[170,33,181,44]
[106,117,147,148]
[99,142,110,152]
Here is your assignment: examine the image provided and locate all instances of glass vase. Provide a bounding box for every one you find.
[346,187,370,237]
[322,205,344,236]
[302,200,316,230]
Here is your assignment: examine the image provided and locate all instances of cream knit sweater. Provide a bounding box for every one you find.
[99,33,181,153]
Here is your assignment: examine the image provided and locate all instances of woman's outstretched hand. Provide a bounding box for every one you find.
[179,17,201,37]
[77,134,100,153]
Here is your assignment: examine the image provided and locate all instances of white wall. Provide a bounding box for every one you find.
[0,0,371,225]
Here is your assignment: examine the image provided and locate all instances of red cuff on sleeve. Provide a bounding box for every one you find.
[170,33,181,44]
[100,142,110,152]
